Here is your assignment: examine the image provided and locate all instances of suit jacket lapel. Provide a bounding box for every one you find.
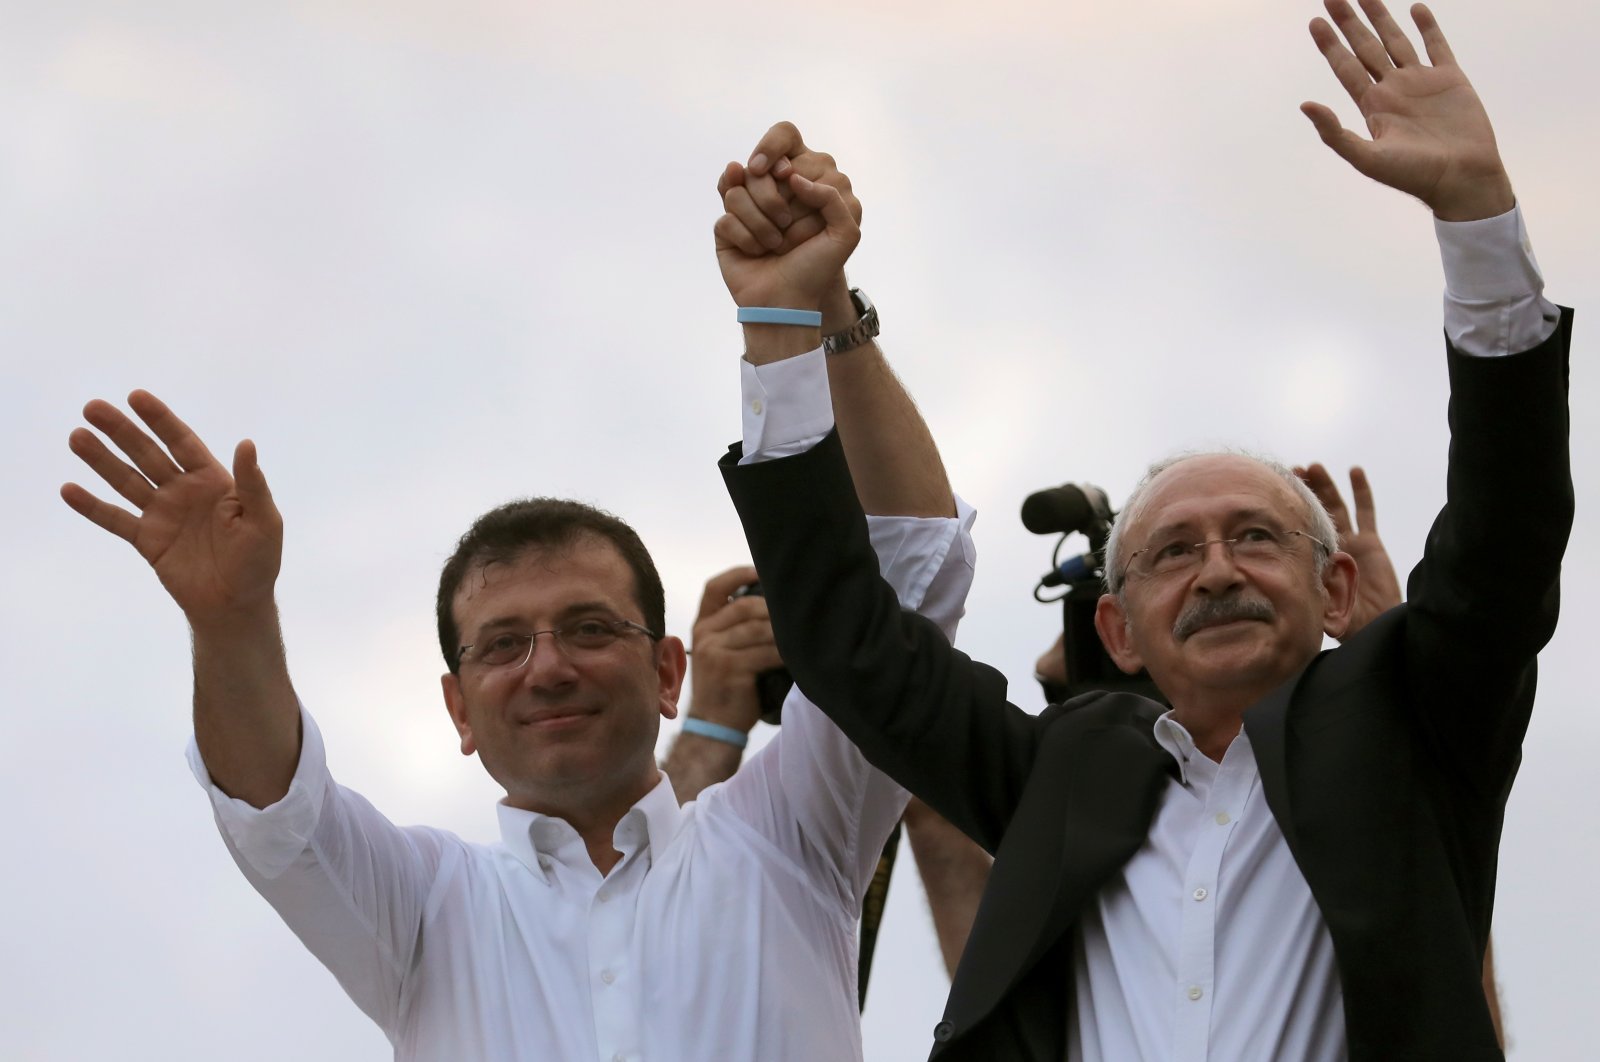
[945,696,1172,1030]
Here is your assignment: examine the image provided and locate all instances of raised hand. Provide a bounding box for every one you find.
[1302,0,1514,221]
[62,391,283,626]
[1295,462,1403,636]
[714,121,862,310]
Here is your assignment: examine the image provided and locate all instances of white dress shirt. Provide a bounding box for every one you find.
[189,357,976,1062]
[1067,205,1557,1062]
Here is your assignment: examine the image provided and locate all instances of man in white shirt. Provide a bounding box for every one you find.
[716,3,1570,1059]
[60,141,972,1061]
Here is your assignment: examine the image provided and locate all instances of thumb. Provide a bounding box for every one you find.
[1301,102,1372,173]
[232,439,276,512]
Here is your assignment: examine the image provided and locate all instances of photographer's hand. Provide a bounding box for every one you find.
[1296,462,1403,636]
[662,566,784,804]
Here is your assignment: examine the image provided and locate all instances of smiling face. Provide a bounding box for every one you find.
[1095,454,1355,713]
[440,535,685,816]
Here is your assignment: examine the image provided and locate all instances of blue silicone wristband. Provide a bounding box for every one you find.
[736,306,823,327]
[681,717,750,749]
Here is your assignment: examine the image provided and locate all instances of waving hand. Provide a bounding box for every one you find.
[1302,0,1514,221]
[63,390,282,624]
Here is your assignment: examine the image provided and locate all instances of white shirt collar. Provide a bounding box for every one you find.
[495,772,686,884]
[1153,710,1257,786]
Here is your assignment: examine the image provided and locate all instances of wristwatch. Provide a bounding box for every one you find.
[822,288,880,355]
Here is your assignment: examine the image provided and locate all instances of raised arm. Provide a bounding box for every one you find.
[716,122,953,518]
[62,391,299,807]
[1305,1,1570,777]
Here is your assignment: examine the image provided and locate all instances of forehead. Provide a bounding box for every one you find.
[1132,455,1306,537]
[451,536,638,629]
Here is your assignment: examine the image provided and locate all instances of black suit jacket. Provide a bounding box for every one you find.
[721,314,1572,1061]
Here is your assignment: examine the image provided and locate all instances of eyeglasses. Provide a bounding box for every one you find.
[457,618,660,671]
[1118,527,1328,589]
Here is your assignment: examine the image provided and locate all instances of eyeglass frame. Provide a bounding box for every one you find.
[1114,527,1331,592]
[456,618,662,671]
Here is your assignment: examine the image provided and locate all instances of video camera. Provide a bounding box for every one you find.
[1021,482,1166,707]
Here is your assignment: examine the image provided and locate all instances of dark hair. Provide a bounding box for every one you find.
[436,498,665,674]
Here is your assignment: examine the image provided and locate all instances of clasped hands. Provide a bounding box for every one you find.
[713,122,862,322]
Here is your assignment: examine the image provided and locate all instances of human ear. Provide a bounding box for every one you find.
[1319,551,1360,640]
[1095,593,1145,675]
[654,635,688,720]
[441,672,476,756]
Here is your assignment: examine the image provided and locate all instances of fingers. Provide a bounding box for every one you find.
[1410,3,1455,66]
[723,185,785,251]
[1296,462,1353,536]
[82,398,182,488]
[716,640,785,674]
[1309,17,1377,104]
[787,152,861,225]
[709,614,780,655]
[696,565,759,622]
[1325,0,1396,80]
[743,172,793,231]
[716,161,746,199]
[59,481,140,544]
[695,594,772,645]
[127,390,220,475]
[68,424,156,509]
[1357,0,1420,67]
[746,121,807,177]
[714,211,767,258]
[788,173,861,243]
[1348,466,1379,533]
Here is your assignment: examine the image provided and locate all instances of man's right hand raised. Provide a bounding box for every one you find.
[63,390,283,628]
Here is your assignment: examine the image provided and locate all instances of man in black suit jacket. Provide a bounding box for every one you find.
[713,2,1571,1058]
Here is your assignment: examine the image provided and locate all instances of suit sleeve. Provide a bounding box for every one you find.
[722,430,1044,853]
[707,500,975,911]
[1403,307,1573,799]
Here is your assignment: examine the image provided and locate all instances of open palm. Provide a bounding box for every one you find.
[1303,1,1513,221]
[62,391,282,623]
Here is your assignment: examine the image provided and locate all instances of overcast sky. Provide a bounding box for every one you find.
[4,1,1595,1059]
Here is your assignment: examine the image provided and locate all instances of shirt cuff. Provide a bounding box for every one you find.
[1436,204,1560,357]
[186,703,329,879]
[865,497,977,639]
[739,347,835,464]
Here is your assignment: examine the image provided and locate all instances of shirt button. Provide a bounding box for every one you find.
[1187,985,1204,1001]
[933,1021,955,1042]
[597,889,610,903]
[600,969,616,985]
[613,1054,627,1062]
[1214,812,1231,825]
[1192,887,1208,902]
[750,399,764,415]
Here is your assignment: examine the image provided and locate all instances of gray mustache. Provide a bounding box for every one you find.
[1174,595,1275,641]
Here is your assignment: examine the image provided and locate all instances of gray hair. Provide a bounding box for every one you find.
[1103,449,1339,595]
